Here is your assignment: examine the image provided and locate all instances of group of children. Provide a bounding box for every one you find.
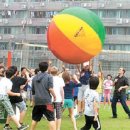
[0,61,116,130]
[0,66,29,130]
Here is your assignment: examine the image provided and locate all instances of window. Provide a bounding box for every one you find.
[0,42,8,50]
[30,26,46,34]
[1,11,12,18]
[104,44,130,51]
[31,0,46,2]
[4,27,11,34]
[126,10,130,18]
[31,11,46,18]
[102,61,130,71]
[45,11,58,18]
[120,10,127,18]
[108,10,116,18]
[106,27,130,35]
[0,0,6,2]
[14,0,27,2]
[15,11,27,18]
[35,47,42,50]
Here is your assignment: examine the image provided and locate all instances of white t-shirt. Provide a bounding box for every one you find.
[0,77,12,95]
[28,76,34,88]
[52,76,65,102]
[84,89,99,116]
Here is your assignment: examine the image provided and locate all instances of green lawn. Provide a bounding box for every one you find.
[1,104,130,130]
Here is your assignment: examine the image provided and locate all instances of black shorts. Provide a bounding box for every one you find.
[32,104,55,122]
[81,115,101,130]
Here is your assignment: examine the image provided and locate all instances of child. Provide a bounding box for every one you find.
[81,76,101,130]
[103,74,113,108]
[0,69,28,130]
[96,71,104,102]
[50,66,65,130]
[62,72,81,130]
[4,66,29,130]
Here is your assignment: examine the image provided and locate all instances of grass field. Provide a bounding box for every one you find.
[1,103,130,130]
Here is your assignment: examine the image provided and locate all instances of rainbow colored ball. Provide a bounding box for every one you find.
[47,7,105,64]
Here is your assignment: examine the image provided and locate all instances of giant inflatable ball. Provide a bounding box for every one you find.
[47,7,105,64]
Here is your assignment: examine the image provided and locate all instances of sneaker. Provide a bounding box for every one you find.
[20,124,29,127]
[80,127,85,130]
[18,124,29,130]
[75,114,80,119]
[112,116,117,118]
[3,125,12,130]
[79,112,83,116]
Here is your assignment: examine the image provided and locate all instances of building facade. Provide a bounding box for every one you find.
[0,0,130,77]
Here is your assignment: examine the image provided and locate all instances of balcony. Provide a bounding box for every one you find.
[0,2,28,11]
[1,1,130,11]
[1,18,130,28]
[1,34,130,45]
[101,18,130,27]
[0,18,49,26]
[28,2,65,11]
[105,35,130,44]
[0,34,47,43]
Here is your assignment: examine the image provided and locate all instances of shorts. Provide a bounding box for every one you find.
[32,104,55,122]
[81,115,101,130]
[12,101,27,113]
[54,102,62,119]
[27,88,32,100]
[104,89,111,99]
[63,99,74,109]
[0,95,14,116]
[78,85,89,101]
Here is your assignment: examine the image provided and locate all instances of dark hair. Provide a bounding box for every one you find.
[21,67,26,72]
[39,62,48,72]
[107,74,112,78]
[89,76,99,90]
[8,66,17,75]
[34,68,39,75]
[0,66,5,76]
[0,66,4,69]
[6,69,14,79]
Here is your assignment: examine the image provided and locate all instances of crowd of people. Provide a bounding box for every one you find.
[0,61,130,130]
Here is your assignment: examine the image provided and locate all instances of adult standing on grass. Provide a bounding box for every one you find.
[111,67,130,118]
[30,62,56,130]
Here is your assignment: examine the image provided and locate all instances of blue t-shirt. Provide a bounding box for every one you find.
[79,71,91,85]
[73,85,79,97]
[64,81,81,99]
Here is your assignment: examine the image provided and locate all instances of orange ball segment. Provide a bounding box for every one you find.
[47,7,106,64]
